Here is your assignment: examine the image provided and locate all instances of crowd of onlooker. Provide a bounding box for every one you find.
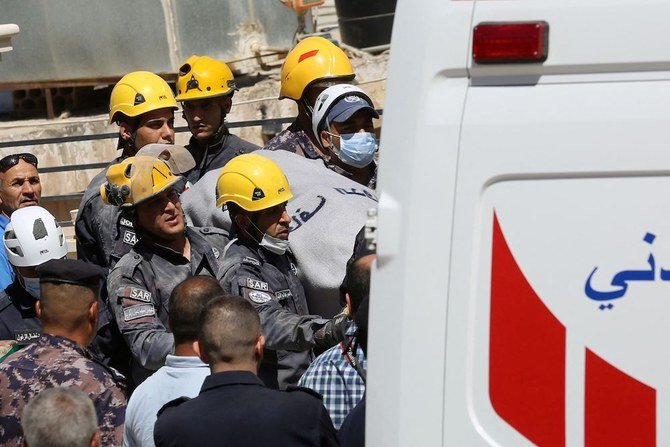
[0,35,379,446]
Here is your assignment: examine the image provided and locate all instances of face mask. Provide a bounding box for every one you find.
[260,233,290,255]
[22,276,41,299]
[245,216,290,255]
[334,132,378,168]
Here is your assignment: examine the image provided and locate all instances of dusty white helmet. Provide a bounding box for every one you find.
[311,84,378,149]
[4,206,67,267]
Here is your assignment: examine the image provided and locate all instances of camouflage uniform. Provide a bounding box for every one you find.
[184,130,258,184]
[75,156,137,270]
[0,333,126,446]
[107,226,228,384]
[218,240,349,390]
[263,120,377,189]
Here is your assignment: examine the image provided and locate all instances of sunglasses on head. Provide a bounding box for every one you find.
[0,153,38,172]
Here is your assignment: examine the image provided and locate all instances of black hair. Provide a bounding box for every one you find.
[169,276,225,345]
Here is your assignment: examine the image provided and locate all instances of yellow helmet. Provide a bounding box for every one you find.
[109,71,178,124]
[101,155,181,207]
[216,154,293,212]
[175,55,237,102]
[279,36,355,101]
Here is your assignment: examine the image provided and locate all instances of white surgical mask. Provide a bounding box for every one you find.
[22,276,41,299]
[260,234,290,255]
[245,216,290,255]
[327,131,379,168]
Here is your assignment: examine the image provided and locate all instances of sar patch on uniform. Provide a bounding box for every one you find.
[242,256,260,267]
[246,278,269,291]
[120,286,152,303]
[122,230,138,246]
[248,290,272,304]
[123,304,156,322]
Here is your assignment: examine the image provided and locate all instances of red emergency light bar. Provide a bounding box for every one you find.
[472,21,548,64]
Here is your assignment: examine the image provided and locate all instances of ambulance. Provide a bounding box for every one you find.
[368,0,670,445]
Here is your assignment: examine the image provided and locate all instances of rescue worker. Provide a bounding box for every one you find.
[0,258,126,446]
[216,153,350,390]
[104,147,229,384]
[264,36,355,162]
[175,55,259,184]
[0,206,67,347]
[76,71,178,270]
[0,152,42,290]
[312,84,380,188]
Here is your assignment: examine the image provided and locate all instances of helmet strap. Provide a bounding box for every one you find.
[242,214,265,245]
[301,97,315,119]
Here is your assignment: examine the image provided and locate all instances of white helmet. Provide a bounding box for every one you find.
[4,206,67,267]
[311,84,378,149]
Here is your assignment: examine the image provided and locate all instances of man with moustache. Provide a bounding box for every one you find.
[0,152,41,291]
[104,148,228,384]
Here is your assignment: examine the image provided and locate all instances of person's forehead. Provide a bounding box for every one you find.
[139,108,175,124]
[1,160,39,180]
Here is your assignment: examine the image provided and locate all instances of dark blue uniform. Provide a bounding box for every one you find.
[0,280,40,345]
[184,130,259,184]
[154,370,338,447]
[219,240,349,390]
[75,156,138,270]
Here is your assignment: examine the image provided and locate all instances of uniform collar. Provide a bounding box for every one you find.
[139,227,196,263]
[200,370,264,392]
[286,120,323,160]
[165,354,208,369]
[38,333,88,356]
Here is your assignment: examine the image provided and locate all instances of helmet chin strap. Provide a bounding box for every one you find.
[301,97,315,119]
[123,132,139,156]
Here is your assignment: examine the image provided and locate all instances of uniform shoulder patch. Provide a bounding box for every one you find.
[285,385,324,401]
[245,278,269,291]
[275,289,293,301]
[122,229,138,246]
[119,217,134,228]
[247,290,273,304]
[123,304,156,322]
[118,286,152,303]
[14,329,40,345]
[242,256,261,267]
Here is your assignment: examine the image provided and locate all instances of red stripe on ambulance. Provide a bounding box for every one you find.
[585,349,655,446]
[489,213,566,446]
[489,213,659,445]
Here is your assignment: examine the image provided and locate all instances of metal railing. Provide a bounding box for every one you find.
[0,111,383,225]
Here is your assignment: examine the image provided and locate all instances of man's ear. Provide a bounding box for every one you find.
[119,122,134,141]
[255,335,265,361]
[320,130,331,149]
[90,430,101,447]
[88,300,99,327]
[193,340,209,364]
[222,96,233,115]
[234,211,248,232]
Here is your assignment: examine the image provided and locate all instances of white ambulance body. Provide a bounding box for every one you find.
[369,0,670,445]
